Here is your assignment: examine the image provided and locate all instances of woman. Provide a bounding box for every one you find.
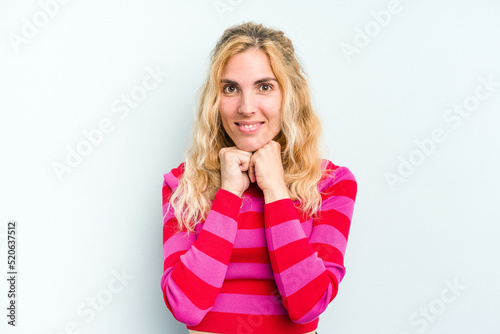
[161,22,357,334]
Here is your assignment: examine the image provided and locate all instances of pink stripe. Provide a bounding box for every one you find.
[160,267,173,291]
[163,231,195,260]
[162,202,174,222]
[233,228,266,248]
[336,166,356,182]
[309,224,347,256]
[318,166,356,191]
[211,293,287,315]
[203,210,238,243]
[181,245,227,288]
[266,219,306,251]
[295,283,333,323]
[320,195,355,220]
[240,196,264,213]
[163,275,207,326]
[301,219,313,237]
[164,172,179,190]
[275,253,325,297]
[226,262,274,280]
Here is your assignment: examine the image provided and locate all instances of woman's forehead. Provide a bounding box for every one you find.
[221,49,275,82]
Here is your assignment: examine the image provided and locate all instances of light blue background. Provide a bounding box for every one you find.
[1,0,499,333]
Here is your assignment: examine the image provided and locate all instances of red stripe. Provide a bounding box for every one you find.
[195,230,234,265]
[164,250,187,271]
[283,273,331,321]
[314,209,351,240]
[269,239,312,272]
[264,199,299,227]
[171,162,185,178]
[296,209,312,224]
[311,243,344,265]
[163,219,180,240]
[187,311,318,334]
[172,262,220,310]
[230,247,270,264]
[239,211,265,229]
[211,190,243,219]
[220,279,278,295]
[321,179,357,201]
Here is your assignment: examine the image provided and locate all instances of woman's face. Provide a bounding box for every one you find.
[218,48,282,152]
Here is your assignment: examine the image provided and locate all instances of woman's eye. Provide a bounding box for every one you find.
[260,84,272,92]
[223,85,238,94]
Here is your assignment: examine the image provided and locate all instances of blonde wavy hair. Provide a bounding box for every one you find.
[169,22,325,233]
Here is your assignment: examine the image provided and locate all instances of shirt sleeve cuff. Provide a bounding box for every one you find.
[211,188,243,221]
[264,198,300,227]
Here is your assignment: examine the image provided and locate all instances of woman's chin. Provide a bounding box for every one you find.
[236,147,257,153]
[235,143,261,153]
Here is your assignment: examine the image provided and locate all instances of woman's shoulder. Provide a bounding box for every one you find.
[163,162,186,191]
[318,159,357,193]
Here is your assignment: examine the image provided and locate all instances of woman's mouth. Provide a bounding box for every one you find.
[235,122,264,133]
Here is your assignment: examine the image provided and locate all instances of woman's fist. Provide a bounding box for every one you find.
[219,147,252,197]
[249,141,289,203]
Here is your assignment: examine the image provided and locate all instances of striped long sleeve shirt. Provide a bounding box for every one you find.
[161,159,357,334]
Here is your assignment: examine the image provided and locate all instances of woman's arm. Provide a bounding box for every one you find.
[264,165,357,323]
[161,178,242,326]
[162,149,251,325]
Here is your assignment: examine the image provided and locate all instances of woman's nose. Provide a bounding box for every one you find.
[237,92,257,116]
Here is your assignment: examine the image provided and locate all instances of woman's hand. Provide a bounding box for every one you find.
[249,141,290,203]
[219,147,252,197]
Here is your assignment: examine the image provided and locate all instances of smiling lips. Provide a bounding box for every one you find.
[235,121,264,133]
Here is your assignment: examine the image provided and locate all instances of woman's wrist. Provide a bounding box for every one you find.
[263,184,290,204]
[220,186,243,198]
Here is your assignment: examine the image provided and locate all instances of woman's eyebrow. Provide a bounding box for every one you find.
[220,77,277,85]
[254,77,277,85]
[220,79,238,85]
